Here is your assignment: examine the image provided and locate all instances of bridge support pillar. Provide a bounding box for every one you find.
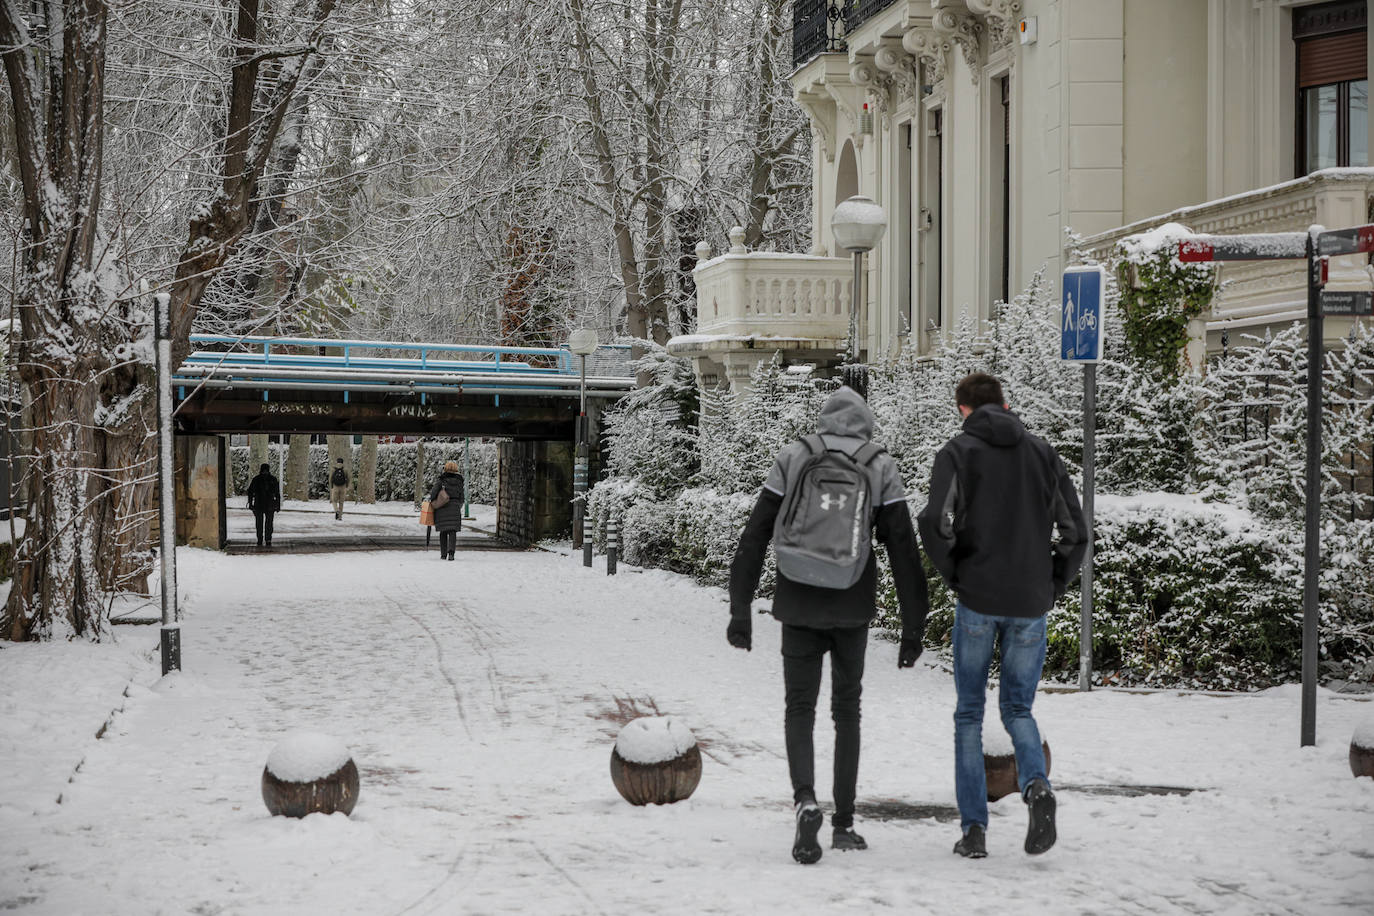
[497,440,574,548]
[175,434,227,549]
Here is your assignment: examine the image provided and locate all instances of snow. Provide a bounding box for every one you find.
[265,731,353,783]
[1355,718,1374,750]
[0,542,1371,912]
[1116,221,1195,261]
[615,716,697,764]
[1096,491,1263,539]
[982,721,1036,758]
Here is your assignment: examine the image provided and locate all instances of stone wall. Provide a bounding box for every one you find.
[497,440,574,548]
[175,435,225,549]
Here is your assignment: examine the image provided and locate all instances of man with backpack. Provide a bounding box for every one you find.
[728,385,929,865]
[246,462,281,548]
[329,458,349,520]
[917,372,1088,860]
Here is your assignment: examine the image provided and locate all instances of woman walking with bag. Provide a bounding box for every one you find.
[428,460,465,560]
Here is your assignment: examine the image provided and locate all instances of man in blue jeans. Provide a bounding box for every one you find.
[918,373,1087,858]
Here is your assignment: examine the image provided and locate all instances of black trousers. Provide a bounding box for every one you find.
[253,510,274,545]
[438,529,456,556]
[781,623,868,829]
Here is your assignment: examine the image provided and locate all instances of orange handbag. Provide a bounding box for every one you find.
[419,500,434,526]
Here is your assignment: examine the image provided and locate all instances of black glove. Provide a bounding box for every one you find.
[726,617,752,652]
[898,637,923,668]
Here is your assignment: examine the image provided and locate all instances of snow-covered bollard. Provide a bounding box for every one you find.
[983,723,1052,802]
[610,716,702,806]
[1352,719,1374,779]
[262,731,360,818]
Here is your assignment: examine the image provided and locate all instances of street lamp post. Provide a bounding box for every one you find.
[831,195,887,395]
[567,329,599,558]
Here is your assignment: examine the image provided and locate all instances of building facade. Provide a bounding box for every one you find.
[670,0,1372,388]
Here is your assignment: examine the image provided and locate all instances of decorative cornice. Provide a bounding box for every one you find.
[849,57,894,128]
[873,44,918,111]
[933,6,984,85]
[902,27,949,89]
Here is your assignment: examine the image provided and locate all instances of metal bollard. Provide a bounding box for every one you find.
[606,517,618,575]
[582,512,593,567]
[572,454,588,549]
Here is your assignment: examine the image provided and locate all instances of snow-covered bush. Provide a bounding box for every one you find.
[1047,493,1302,689]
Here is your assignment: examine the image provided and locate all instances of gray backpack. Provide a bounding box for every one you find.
[772,435,884,590]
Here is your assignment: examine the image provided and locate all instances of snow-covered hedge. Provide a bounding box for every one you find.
[230,441,498,504]
[1047,493,1302,688]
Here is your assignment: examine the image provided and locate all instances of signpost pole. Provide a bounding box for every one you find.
[1301,232,1322,748]
[155,292,181,675]
[1080,362,1095,692]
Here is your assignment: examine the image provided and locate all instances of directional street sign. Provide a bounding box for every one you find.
[1320,289,1374,316]
[1178,233,1307,262]
[1317,224,1374,256]
[1061,265,1105,362]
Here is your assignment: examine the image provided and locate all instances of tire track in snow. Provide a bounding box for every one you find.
[387,595,473,739]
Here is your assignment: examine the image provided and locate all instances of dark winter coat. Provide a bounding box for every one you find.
[917,405,1088,618]
[428,472,465,532]
[729,387,929,638]
[246,471,281,514]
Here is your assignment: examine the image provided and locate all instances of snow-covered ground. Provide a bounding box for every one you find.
[1,538,1372,914]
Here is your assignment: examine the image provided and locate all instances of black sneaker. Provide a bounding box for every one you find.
[792,801,823,865]
[954,825,987,859]
[832,827,867,851]
[1023,779,1057,855]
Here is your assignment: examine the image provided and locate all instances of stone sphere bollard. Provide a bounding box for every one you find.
[983,724,1052,802]
[1352,719,1374,779]
[262,731,360,818]
[610,716,702,806]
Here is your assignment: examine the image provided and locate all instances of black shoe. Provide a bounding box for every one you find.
[954,825,987,859]
[1024,779,1057,855]
[446,554,454,561]
[792,801,823,865]
[832,827,867,851]
[256,541,263,548]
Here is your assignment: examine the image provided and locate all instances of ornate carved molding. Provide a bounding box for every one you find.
[969,0,1021,52]
[933,6,984,85]
[873,44,918,111]
[793,88,837,162]
[902,27,949,89]
[848,58,894,129]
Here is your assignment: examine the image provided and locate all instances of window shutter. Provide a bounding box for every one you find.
[1298,31,1368,87]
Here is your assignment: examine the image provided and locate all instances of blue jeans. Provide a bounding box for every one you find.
[953,601,1049,832]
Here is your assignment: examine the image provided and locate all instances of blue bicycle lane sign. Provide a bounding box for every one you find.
[1061,265,1106,362]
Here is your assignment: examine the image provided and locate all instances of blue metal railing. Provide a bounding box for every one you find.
[176,334,634,405]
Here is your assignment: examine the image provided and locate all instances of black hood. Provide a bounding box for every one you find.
[962,405,1025,447]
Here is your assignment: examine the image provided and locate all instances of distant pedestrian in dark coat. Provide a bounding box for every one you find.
[429,461,465,560]
[246,463,281,548]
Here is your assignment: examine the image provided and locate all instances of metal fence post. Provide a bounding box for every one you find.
[606,515,618,575]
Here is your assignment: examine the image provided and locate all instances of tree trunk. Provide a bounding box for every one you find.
[413,439,427,507]
[285,435,310,501]
[249,435,269,480]
[358,436,378,503]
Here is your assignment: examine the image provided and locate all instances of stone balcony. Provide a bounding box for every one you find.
[667,227,855,390]
[1081,168,1374,350]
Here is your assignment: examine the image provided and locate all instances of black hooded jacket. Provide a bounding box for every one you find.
[917,405,1087,618]
[246,471,281,513]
